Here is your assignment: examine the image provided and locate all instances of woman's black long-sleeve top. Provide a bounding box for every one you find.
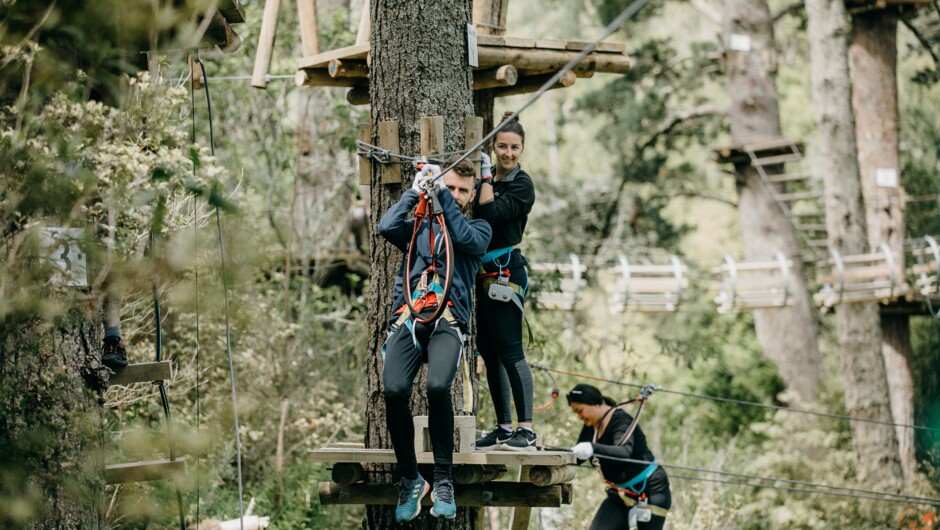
[576,409,670,495]
[473,164,535,271]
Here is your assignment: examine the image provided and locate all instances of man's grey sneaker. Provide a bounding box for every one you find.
[475,426,513,451]
[395,476,429,522]
[430,478,457,519]
[501,427,537,452]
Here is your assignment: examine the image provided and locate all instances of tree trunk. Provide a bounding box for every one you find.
[0,305,105,529]
[804,0,903,486]
[721,0,823,404]
[849,11,916,486]
[364,1,476,528]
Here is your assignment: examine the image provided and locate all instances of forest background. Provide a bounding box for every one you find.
[1,0,939,528]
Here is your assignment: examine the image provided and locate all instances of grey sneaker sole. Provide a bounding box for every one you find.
[474,443,505,452]
[500,443,537,452]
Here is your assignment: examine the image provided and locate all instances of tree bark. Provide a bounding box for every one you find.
[0,305,105,529]
[364,1,476,528]
[721,0,823,404]
[849,11,916,486]
[804,0,903,486]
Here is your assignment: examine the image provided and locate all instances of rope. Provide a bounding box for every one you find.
[189,53,203,527]
[148,230,187,530]
[197,57,246,530]
[530,364,939,434]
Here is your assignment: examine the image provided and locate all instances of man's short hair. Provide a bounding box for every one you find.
[445,155,476,178]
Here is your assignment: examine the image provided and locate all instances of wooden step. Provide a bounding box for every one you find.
[765,172,814,183]
[751,153,802,166]
[108,361,172,386]
[105,458,185,484]
[778,191,822,202]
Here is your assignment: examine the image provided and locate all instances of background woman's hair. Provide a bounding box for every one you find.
[497,111,525,145]
[566,383,616,406]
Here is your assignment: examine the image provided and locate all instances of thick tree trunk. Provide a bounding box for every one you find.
[364,1,476,528]
[721,0,823,404]
[849,11,916,486]
[0,305,105,529]
[804,0,903,486]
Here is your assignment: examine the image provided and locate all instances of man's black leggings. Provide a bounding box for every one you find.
[383,317,462,481]
[476,267,534,424]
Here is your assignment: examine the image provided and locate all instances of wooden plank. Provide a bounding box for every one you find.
[358,123,371,185]
[766,172,815,183]
[296,0,320,56]
[298,42,371,70]
[529,465,577,487]
[420,116,445,159]
[379,120,401,184]
[751,153,802,166]
[318,480,566,507]
[218,0,247,24]
[534,38,567,50]
[473,65,519,89]
[105,459,185,484]
[252,0,282,88]
[818,264,892,284]
[477,47,631,74]
[108,361,172,386]
[294,69,366,87]
[626,277,687,293]
[465,116,484,177]
[777,191,822,202]
[509,465,533,530]
[310,447,577,466]
[565,40,626,53]
[356,1,369,45]
[477,35,537,48]
[328,59,368,78]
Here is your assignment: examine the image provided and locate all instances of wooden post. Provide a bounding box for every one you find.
[420,116,445,159]
[509,465,534,529]
[378,120,401,184]
[358,123,372,185]
[252,0,282,89]
[356,1,370,45]
[473,65,518,90]
[464,116,484,177]
[296,0,320,57]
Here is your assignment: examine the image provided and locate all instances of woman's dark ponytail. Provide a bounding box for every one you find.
[603,396,616,407]
[497,111,525,145]
[566,384,612,406]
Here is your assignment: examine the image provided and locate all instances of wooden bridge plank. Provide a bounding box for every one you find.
[105,458,185,484]
[108,361,172,386]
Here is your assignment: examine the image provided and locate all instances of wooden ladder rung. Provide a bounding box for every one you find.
[105,458,186,484]
[766,172,813,183]
[108,361,172,386]
[778,191,822,202]
[751,153,802,166]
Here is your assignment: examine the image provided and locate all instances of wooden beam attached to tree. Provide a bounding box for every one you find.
[492,70,576,97]
[108,361,172,386]
[473,65,518,89]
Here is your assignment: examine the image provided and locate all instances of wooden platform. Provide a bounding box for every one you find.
[108,361,172,386]
[104,458,186,484]
[296,35,631,98]
[318,480,573,507]
[310,447,577,467]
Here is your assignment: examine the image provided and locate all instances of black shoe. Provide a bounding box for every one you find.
[475,426,513,451]
[102,336,128,369]
[501,427,537,452]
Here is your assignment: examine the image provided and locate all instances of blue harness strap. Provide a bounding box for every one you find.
[481,246,514,264]
[616,462,658,494]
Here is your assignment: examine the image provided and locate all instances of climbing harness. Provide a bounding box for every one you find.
[403,161,455,325]
[476,247,537,346]
[587,385,663,521]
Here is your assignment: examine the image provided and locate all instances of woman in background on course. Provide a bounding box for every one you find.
[473,112,538,452]
[568,384,671,529]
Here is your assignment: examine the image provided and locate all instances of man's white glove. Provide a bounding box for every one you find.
[480,152,492,180]
[411,172,431,194]
[411,163,442,194]
[571,441,594,460]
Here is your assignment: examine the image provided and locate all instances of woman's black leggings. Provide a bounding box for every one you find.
[476,266,534,424]
[383,318,462,480]
[589,490,671,530]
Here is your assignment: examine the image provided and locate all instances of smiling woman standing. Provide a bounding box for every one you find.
[473,112,539,452]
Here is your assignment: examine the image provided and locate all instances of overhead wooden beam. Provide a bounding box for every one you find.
[295,69,367,88]
[318,481,571,507]
[105,459,185,484]
[329,59,369,78]
[477,47,630,74]
[108,361,172,386]
[473,64,518,89]
[492,70,576,98]
[252,0,282,88]
[296,0,320,56]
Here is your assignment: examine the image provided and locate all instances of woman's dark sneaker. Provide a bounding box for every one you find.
[501,427,537,452]
[475,426,513,451]
[102,336,128,369]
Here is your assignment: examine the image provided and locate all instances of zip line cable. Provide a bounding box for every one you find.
[532,364,939,434]
[196,56,246,530]
[585,454,940,506]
